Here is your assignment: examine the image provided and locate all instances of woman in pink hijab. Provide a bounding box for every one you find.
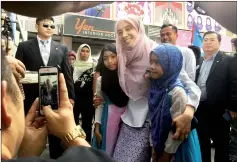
[112,15,156,162]
[112,15,200,162]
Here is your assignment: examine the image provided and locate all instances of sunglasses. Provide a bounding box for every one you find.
[42,24,55,29]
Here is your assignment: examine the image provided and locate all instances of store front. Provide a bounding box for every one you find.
[63,14,116,58]
[63,14,149,58]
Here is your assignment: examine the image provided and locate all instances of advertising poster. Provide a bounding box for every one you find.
[185,2,226,35]
[78,4,111,19]
[176,30,192,47]
[154,2,184,28]
[114,2,152,24]
[220,35,232,52]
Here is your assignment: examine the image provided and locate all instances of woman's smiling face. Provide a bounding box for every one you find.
[116,20,138,49]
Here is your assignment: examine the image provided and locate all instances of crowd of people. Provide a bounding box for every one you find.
[1,13,237,162]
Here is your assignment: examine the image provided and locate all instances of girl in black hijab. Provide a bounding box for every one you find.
[92,43,128,157]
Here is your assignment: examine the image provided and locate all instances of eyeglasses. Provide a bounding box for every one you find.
[42,24,55,29]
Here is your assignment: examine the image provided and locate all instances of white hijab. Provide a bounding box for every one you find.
[73,44,94,83]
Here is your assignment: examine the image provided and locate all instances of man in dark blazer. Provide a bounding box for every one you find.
[15,17,75,159]
[195,31,236,162]
[229,38,237,162]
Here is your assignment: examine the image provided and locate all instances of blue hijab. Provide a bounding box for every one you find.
[148,43,183,156]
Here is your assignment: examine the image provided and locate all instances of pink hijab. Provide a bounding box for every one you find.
[115,15,157,100]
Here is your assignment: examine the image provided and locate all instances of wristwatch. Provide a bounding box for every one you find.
[61,125,86,147]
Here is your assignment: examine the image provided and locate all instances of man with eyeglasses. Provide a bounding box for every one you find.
[15,17,75,159]
[195,31,236,162]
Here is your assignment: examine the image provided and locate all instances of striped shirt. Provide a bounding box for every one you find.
[197,52,218,101]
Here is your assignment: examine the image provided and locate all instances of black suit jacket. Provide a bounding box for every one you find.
[15,38,75,112]
[228,53,237,112]
[195,51,234,115]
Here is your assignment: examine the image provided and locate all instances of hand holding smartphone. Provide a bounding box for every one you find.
[39,66,59,115]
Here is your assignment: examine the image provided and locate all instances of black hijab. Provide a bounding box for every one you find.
[99,44,129,107]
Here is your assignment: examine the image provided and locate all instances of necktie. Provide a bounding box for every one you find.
[40,40,50,66]
[40,40,49,47]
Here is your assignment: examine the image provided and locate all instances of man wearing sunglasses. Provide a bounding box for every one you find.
[15,17,75,159]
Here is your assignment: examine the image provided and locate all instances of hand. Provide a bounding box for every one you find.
[43,73,76,139]
[69,99,75,107]
[144,73,150,79]
[230,111,237,120]
[152,147,157,162]
[5,56,26,80]
[93,93,104,108]
[144,70,150,79]
[95,131,102,148]
[172,105,194,141]
[158,152,172,162]
[18,98,48,157]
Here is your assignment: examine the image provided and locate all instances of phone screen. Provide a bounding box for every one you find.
[39,70,59,114]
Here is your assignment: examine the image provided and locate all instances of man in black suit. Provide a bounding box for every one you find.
[195,31,236,162]
[15,17,75,159]
[229,38,237,162]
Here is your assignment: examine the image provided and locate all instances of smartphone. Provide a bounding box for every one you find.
[39,66,59,115]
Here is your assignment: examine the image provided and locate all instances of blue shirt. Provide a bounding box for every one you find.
[197,52,218,101]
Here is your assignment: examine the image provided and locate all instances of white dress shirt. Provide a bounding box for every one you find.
[37,35,52,66]
[197,52,218,101]
[177,46,196,81]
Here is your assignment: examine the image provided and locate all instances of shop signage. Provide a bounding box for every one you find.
[64,14,116,40]
[64,14,149,40]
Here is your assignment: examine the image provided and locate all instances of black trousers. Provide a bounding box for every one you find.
[23,84,38,115]
[48,135,64,159]
[74,95,94,143]
[195,101,230,162]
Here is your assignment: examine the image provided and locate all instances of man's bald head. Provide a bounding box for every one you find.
[1,49,21,104]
